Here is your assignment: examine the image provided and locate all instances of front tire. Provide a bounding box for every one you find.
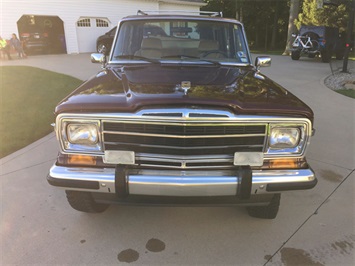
[247,194,280,219]
[321,51,330,62]
[291,51,300,60]
[66,190,109,213]
[321,46,333,63]
[97,42,108,55]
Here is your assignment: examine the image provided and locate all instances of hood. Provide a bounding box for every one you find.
[55,64,314,120]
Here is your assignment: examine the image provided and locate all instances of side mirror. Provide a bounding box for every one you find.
[255,56,271,72]
[91,53,107,68]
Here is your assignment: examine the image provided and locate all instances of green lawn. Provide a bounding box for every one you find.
[335,89,355,98]
[0,66,82,158]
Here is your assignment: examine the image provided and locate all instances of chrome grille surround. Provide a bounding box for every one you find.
[55,108,312,169]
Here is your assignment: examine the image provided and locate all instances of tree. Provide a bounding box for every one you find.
[283,0,300,55]
[202,0,236,18]
[202,1,290,51]
[295,0,350,32]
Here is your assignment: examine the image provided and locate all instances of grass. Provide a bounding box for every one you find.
[0,66,82,158]
[335,89,355,98]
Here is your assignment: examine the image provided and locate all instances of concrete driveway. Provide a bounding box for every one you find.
[1,54,354,265]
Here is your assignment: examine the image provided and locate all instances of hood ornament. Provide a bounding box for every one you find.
[181,81,191,95]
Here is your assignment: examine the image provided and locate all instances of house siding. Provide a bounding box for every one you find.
[159,2,200,12]
[1,0,203,54]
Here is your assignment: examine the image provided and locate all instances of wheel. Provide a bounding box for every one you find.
[65,190,109,213]
[23,45,32,55]
[321,50,331,63]
[97,42,109,55]
[291,50,300,60]
[247,194,280,219]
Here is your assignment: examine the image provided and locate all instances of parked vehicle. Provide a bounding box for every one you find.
[291,25,345,62]
[20,25,49,54]
[48,11,317,219]
[291,33,319,59]
[96,27,117,55]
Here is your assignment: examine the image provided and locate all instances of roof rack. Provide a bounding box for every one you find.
[137,10,223,17]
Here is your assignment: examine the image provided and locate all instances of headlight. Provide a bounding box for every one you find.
[269,127,300,149]
[266,122,310,157]
[67,123,98,145]
[58,119,102,154]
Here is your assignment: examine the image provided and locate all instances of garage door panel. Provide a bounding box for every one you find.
[76,17,110,53]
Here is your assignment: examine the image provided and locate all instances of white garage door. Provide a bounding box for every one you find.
[76,17,110,53]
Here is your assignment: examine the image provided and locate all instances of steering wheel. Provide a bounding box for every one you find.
[201,50,228,58]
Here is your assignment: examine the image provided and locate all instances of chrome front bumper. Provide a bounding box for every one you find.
[48,165,317,197]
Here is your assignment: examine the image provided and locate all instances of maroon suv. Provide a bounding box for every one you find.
[48,12,317,219]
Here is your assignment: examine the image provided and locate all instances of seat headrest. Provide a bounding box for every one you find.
[141,38,162,49]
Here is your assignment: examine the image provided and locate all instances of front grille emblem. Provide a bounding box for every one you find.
[181,160,187,168]
[181,81,191,95]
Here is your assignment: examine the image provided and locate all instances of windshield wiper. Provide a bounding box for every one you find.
[161,54,200,59]
[161,54,221,66]
[115,55,161,64]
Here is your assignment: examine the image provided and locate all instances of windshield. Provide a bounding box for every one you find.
[111,18,250,65]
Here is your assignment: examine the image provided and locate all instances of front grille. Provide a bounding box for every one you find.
[103,123,266,136]
[102,120,267,169]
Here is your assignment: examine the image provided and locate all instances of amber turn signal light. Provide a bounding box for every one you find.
[269,159,298,169]
[68,155,96,165]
